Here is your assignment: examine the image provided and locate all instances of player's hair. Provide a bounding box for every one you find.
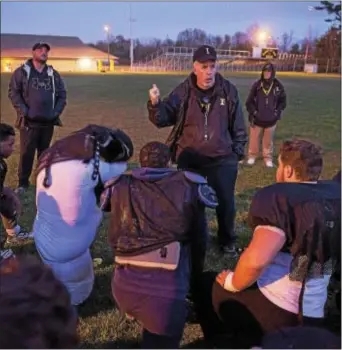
[139,141,170,168]
[279,139,323,181]
[0,255,79,349]
[0,123,15,142]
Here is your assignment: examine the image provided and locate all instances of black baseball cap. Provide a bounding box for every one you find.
[32,42,51,51]
[193,45,217,63]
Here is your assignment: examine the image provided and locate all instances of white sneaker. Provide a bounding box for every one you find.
[0,248,15,262]
[247,158,256,165]
[6,231,34,244]
[265,160,274,168]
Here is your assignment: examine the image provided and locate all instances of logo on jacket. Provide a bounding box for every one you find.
[220,98,226,106]
[32,78,52,91]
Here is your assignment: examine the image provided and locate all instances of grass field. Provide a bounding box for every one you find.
[1,72,341,348]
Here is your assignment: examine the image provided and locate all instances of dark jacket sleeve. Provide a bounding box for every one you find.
[0,161,6,197]
[245,81,259,116]
[8,67,28,118]
[275,80,287,112]
[147,85,184,128]
[53,71,67,118]
[230,85,248,159]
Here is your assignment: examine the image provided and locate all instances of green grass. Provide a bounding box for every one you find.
[1,72,341,348]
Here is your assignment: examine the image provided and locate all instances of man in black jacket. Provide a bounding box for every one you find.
[245,62,286,168]
[147,45,248,257]
[8,42,67,193]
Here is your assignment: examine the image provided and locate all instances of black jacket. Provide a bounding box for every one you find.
[147,73,248,162]
[8,59,67,129]
[0,158,7,197]
[245,63,287,128]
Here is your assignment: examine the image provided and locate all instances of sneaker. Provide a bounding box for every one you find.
[93,258,103,267]
[0,248,15,262]
[265,160,274,168]
[6,231,34,244]
[221,244,239,258]
[247,158,256,166]
[125,313,135,321]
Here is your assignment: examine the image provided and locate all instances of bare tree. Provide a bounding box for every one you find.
[280,31,294,52]
[290,43,300,54]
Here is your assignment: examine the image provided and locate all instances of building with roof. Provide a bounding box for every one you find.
[1,33,118,73]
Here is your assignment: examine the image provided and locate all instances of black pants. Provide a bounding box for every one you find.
[18,126,54,187]
[201,159,238,247]
[193,271,324,349]
[142,329,182,349]
[0,188,20,248]
[190,207,209,287]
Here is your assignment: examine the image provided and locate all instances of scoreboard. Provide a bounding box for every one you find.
[261,48,279,59]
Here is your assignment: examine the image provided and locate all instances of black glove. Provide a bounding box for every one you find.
[274,110,281,120]
[249,111,258,127]
[232,144,245,161]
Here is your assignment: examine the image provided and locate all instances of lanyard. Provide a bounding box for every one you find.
[261,82,274,96]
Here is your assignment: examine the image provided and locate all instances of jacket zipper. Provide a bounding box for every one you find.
[204,103,211,141]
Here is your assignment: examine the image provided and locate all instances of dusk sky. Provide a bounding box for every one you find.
[1,1,335,44]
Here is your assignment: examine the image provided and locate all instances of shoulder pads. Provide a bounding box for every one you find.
[103,173,124,189]
[198,184,218,209]
[100,172,131,211]
[184,171,207,184]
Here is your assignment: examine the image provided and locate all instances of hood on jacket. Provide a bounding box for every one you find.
[24,58,53,71]
[131,167,177,182]
[24,58,34,68]
[261,62,276,82]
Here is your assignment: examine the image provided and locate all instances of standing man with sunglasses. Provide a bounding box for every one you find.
[8,42,67,194]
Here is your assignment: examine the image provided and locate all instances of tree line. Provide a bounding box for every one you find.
[88,1,341,65]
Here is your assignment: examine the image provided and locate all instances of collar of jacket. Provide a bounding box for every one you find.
[187,72,226,97]
[22,59,54,79]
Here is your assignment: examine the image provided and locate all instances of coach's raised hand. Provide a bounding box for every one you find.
[149,84,160,106]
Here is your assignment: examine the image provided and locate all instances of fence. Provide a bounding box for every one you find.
[130,57,340,74]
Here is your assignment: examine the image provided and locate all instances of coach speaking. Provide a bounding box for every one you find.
[8,42,67,193]
[147,45,248,257]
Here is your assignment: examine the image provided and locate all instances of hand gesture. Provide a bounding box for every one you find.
[149,84,160,106]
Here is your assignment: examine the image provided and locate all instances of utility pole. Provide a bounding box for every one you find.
[305,6,314,63]
[104,25,110,68]
[129,3,136,70]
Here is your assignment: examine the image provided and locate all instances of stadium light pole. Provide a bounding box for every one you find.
[104,25,110,67]
[129,3,136,71]
[256,30,269,47]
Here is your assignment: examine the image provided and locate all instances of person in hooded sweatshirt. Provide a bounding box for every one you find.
[8,42,67,194]
[101,141,218,349]
[245,62,287,168]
